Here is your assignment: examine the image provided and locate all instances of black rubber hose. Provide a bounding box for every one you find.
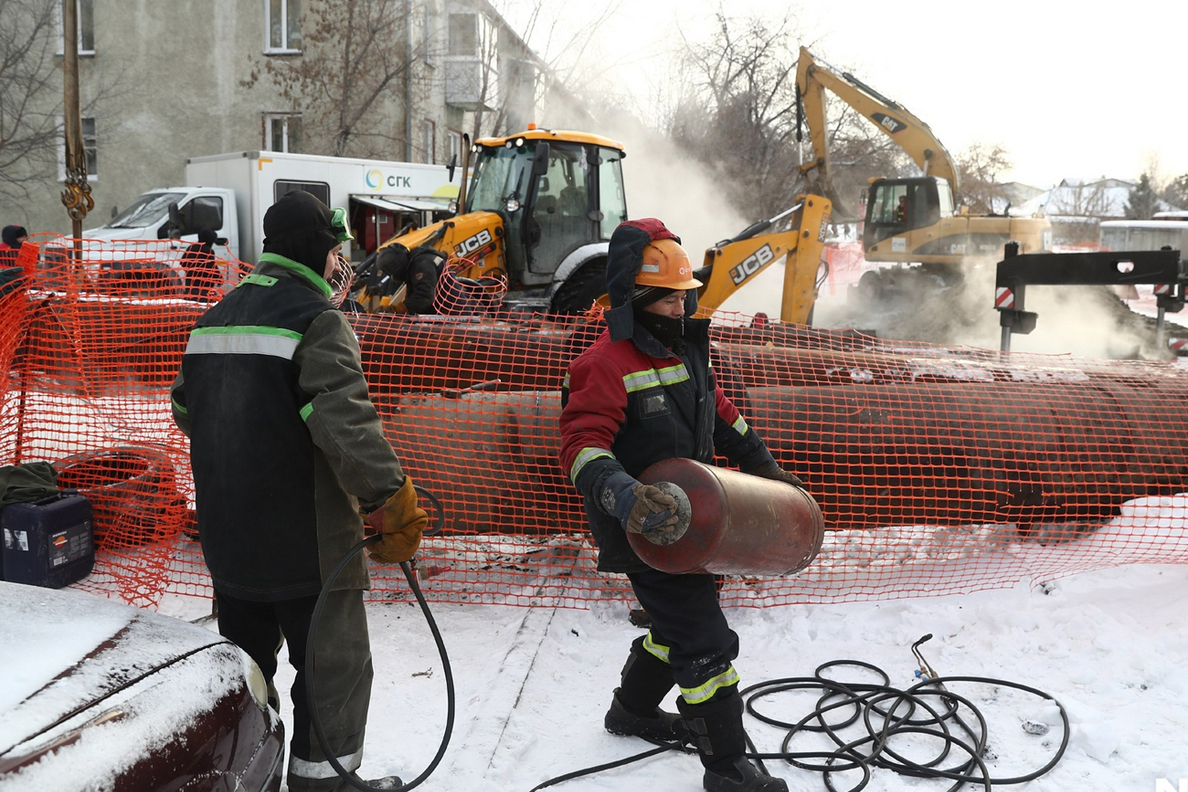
[305,488,453,792]
[530,660,1069,791]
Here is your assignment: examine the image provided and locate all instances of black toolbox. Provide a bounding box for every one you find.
[1,489,95,588]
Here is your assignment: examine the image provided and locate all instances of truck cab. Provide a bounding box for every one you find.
[69,187,240,298]
[87,187,239,256]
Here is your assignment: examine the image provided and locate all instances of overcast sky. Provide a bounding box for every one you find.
[507,0,1187,189]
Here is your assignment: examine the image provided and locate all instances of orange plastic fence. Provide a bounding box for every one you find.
[3,235,1188,610]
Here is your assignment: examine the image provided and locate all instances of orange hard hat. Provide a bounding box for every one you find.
[635,238,702,290]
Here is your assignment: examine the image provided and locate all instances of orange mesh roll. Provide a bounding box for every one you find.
[2,237,1187,609]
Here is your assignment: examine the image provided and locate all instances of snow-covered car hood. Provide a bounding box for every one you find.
[0,581,282,792]
[0,582,226,745]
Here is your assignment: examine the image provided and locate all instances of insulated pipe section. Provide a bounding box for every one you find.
[746,380,1188,530]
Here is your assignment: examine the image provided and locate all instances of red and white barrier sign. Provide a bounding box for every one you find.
[994,287,1015,309]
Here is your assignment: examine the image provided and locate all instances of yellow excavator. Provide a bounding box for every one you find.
[352,125,832,324]
[795,46,1051,302]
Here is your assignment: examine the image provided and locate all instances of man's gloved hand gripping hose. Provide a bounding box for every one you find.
[306,485,454,792]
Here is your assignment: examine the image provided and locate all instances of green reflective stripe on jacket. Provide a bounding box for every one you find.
[300,402,314,421]
[732,415,749,436]
[186,325,304,358]
[239,273,278,288]
[680,666,741,705]
[643,632,671,664]
[622,363,690,394]
[258,252,333,298]
[622,369,660,393]
[570,447,614,482]
[172,398,187,415]
[656,363,689,386]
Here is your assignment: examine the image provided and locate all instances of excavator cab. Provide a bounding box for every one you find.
[464,131,628,309]
[863,177,955,249]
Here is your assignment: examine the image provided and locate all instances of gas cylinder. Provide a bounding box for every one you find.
[630,458,824,576]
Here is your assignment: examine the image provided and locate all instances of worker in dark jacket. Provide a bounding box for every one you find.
[171,190,427,792]
[0,225,27,266]
[372,242,443,314]
[559,219,801,792]
[180,227,220,300]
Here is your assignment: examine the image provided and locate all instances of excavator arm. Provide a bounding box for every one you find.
[795,46,960,196]
[695,194,832,324]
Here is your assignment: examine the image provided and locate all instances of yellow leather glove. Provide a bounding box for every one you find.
[365,476,428,564]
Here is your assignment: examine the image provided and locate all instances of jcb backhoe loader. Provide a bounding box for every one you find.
[351,125,832,324]
[795,46,1051,303]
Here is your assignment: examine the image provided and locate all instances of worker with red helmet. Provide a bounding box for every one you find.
[559,218,802,792]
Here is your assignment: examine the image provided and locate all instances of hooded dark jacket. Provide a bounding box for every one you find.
[170,254,405,600]
[558,219,779,572]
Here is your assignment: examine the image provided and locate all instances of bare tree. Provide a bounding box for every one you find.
[242,0,429,159]
[661,12,908,221]
[956,142,1013,214]
[0,0,65,204]
[472,0,621,140]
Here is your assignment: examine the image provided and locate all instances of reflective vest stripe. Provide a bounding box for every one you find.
[622,363,690,393]
[186,325,303,359]
[623,369,660,393]
[570,447,614,482]
[680,666,741,705]
[656,363,689,386]
[731,416,749,436]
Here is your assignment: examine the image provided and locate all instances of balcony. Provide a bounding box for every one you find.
[446,57,500,111]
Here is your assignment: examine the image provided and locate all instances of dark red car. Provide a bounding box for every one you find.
[0,581,284,791]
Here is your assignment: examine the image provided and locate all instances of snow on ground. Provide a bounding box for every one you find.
[161,559,1188,791]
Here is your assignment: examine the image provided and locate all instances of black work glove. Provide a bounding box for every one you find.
[748,460,805,488]
[601,472,688,545]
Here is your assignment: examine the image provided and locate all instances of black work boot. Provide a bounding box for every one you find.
[604,635,686,743]
[605,688,687,742]
[678,689,788,792]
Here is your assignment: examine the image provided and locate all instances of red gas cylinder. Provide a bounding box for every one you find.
[630,458,824,576]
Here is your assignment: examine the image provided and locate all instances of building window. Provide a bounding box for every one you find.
[56,0,96,55]
[274,180,330,207]
[266,0,302,53]
[422,119,436,164]
[58,116,98,181]
[448,13,477,56]
[265,113,302,152]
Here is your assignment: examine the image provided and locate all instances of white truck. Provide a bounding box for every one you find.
[85,150,459,266]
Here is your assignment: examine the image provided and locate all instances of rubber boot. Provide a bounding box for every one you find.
[604,635,686,743]
[677,689,788,792]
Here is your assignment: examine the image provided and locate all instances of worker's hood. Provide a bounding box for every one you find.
[605,218,680,342]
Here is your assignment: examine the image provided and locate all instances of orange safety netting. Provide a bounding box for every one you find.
[3,235,1188,610]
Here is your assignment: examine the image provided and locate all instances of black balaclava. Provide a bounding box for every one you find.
[632,286,684,349]
[262,190,339,274]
